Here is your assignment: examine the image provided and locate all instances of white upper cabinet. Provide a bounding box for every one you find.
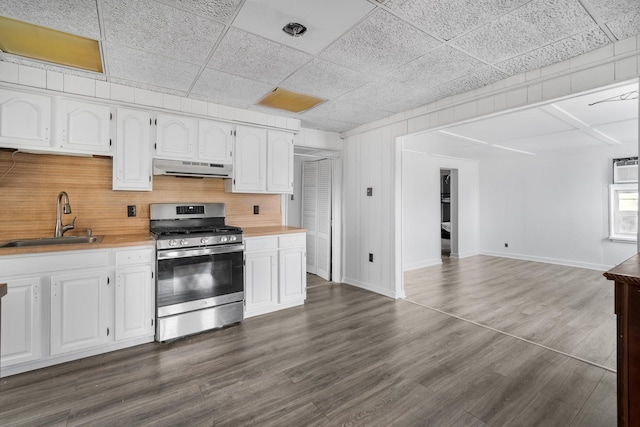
[267,130,294,193]
[230,125,267,192]
[198,119,233,164]
[57,99,112,155]
[155,113,197,160]
[226,126,294,194]
[113,108,153,191]
[0,89,51,150]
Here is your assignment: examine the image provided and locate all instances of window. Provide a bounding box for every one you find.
[610,183,638,241]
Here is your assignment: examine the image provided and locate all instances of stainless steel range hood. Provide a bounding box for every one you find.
[153,159,232,178]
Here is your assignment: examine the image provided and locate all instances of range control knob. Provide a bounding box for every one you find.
[169,239,177,247]
[180,239,188,245]
[200,238,208,244]
[221,236,228,243]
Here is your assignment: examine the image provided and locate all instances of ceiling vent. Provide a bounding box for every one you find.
[282,22,307,37]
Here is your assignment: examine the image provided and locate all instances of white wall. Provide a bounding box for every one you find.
[402,140,479,271]
[285,156,304,227]
[342,35,639,298]
[342,122,407,298]
[479,145,637,269]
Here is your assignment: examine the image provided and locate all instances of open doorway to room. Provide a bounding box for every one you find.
[440,169,452,257]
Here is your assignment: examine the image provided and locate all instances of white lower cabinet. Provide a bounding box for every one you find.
[115,264,153,342]
[245,249,278,314]
[244,233,306,318]
[50,269,109,355]
[0,245,155,377]
[0,277,41,367]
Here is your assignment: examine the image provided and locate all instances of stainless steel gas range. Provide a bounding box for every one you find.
[150,203,244,341]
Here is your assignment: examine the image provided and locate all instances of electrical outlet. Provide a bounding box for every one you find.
[253,205,259,215]
[127,205,136,217]
[504,243,509,248]
[367,187,373,197]
[369,253,373,262]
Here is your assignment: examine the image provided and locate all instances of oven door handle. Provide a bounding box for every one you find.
[157,244,244,260]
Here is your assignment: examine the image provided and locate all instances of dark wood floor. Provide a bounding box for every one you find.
[405,255,616,370]
[0,267,615,426]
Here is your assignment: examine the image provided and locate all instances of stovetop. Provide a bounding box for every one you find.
[151,225,242,238]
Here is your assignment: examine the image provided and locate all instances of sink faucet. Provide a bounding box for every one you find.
[55,191,76,237]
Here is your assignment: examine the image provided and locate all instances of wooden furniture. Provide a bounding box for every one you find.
[0,282,6,361]
[604,253,640,427]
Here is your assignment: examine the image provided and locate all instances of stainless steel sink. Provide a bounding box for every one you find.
[0,235,102,248]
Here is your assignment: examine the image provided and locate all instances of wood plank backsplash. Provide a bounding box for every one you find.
[0,149,281,240]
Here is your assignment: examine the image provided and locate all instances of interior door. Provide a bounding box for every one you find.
[302,159,332,280]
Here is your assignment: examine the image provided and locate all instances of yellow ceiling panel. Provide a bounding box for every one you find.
[257,87,325,113]
[0,15,103,73]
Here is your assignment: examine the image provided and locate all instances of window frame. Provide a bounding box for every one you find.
[609,183,639,242]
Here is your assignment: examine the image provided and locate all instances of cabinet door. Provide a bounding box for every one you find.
[1,277,41,367]
[244,250,278,315]
[58,99,111,154]
[155,113,196,160]
[113,108,152,191]
[0,89,51,149]
[267,130,294,194]
[198,120,233,164]
[115,265,153,341]
[233,125,266,192]
[50,270,109,355]
[279,247,306,304]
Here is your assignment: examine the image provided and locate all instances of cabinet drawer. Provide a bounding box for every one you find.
[279,233,306,248]
[116,249,153,266]
[245,237,278,252]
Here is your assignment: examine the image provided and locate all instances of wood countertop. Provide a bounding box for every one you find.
[0,226,305,256]
[0,283,6,298]
[603,253,640,284]
[0,233,154,256]
[242,226,306,238]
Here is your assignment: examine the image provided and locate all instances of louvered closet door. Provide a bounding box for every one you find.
[316,159,332,281]
[302,161,318,274]
[302,159,332,280]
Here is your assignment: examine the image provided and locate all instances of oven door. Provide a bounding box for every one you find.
[156,243,244,317]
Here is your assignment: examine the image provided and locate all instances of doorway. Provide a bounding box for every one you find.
[284,148,339,282]
[440,169,451,257]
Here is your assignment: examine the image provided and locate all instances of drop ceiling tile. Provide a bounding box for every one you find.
[388,45,488,88]
[155,0,243,24]
[300,116,359,133]
[108,45,200,93]
[319,9,441,76]
[593,119,639,145]
[587,0,640,40]
[279,59,372,99]
[338,79,443,113]
[191,68,273,109]
[302,100,393,125]
[433,66,508,98]
[496,29,611,75]
[101,0,225,65]
[0,0,100,39]
[452,0,598,64]
[207,28,312,85]
[232,0,375,55]
[384,0,530,41]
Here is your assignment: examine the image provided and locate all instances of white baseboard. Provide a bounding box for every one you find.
[342,277,404,299]
[403,258,442,271]
[479,250,610,271]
